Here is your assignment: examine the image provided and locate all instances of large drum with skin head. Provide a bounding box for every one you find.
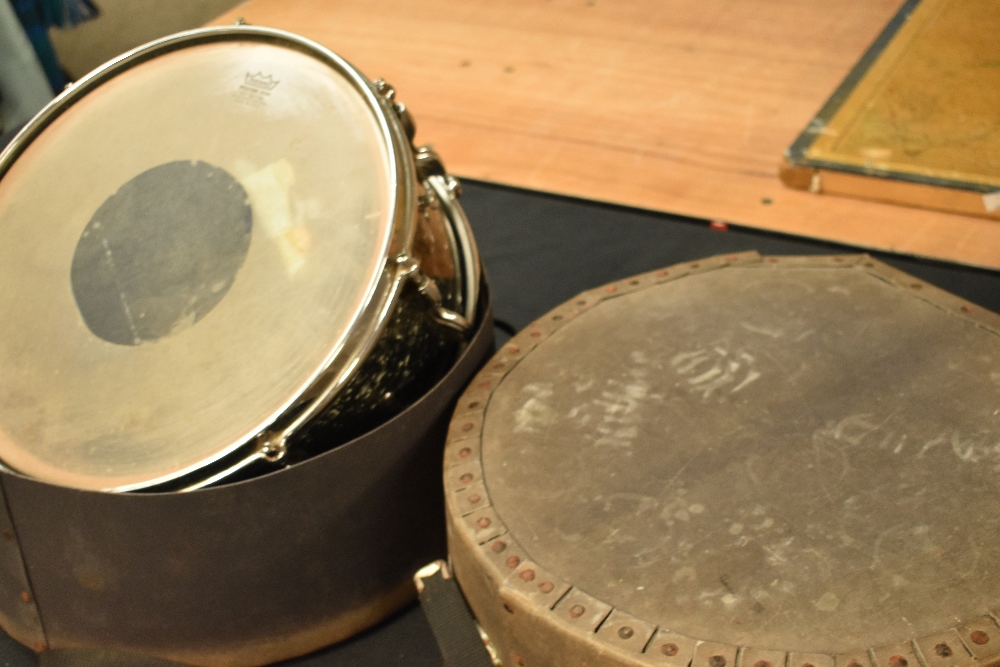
[444,252,1000,667]
[0,25,492,664]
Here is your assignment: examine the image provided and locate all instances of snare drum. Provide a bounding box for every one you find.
[445,253,1000,667]
[0,25,479,492]
[0,26,492,664]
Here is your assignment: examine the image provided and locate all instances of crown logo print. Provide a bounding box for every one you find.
[244,72,280,91]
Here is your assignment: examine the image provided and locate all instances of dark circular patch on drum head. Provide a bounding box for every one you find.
[71,160,252,346]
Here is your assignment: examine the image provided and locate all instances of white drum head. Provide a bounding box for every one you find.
[0,32,399,491]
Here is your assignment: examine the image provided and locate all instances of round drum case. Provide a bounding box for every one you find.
[445,252,1000,667]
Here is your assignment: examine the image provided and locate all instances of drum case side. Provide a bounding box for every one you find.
[0,284,493,666]
[0,483,44,652]
[443,253,1000,667]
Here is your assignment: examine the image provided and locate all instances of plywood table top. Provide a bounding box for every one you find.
[213,0,1000,270]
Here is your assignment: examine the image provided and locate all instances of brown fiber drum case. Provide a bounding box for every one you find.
[445,252,1000,667]
[0,25,492,665]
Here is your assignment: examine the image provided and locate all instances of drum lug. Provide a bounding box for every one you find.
[422,172,480,327]
[419,189,440,212]
[434,307,472,332]
[396,255,420,280]
[377,81,478,330]
[414,145,446,181]
[393,102,416,142]
[259,437,287,463]
[373,78,396,102]
[397,256,471,333]
[373,79,416,141]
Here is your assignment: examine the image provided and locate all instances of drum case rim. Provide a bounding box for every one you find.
[442,251,1000,667]
[0,25,480,491]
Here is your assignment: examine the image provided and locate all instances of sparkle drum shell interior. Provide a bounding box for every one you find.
[0,26,492,665]
[445,252,1000,667]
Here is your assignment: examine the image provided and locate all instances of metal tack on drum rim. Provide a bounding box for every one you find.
[0,24,493,665]
[441,251,1000,667]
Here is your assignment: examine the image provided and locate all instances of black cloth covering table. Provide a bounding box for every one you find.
[2,180,1000,666]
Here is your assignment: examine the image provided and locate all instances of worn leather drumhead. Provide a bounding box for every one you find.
[446,253,1000,667]
[0,32,398,491]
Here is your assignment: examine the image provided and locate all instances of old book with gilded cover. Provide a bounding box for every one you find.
[781,0,1000,219]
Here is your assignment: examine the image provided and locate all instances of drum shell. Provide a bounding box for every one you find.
[0,289,493,666]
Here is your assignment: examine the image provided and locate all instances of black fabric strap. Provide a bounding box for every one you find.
[416,563,494,667]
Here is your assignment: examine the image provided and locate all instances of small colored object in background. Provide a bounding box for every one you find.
[9,0,98,92]
[782,0,1000,219]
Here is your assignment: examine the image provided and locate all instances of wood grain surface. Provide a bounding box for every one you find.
[212,0,1000,270]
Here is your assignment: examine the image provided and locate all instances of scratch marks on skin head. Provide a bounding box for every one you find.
[592,376,647,447]
[815,413,886,446]
[740,322,783,338]
[740,321,818,345]
[514,383,558,433]
[718,574,766,612]
[949,430,1000,463]
[811,412,915,481]
[732,370,762,393]
[952,433,978,461]
[912,429,1000,466]
[918,434,945,458]
[520,354,667,448]
[794,329,816,342]
[587,352,664,448]
[671,348,761,399]
[603,493,658,516]
[813,411,1000,471]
